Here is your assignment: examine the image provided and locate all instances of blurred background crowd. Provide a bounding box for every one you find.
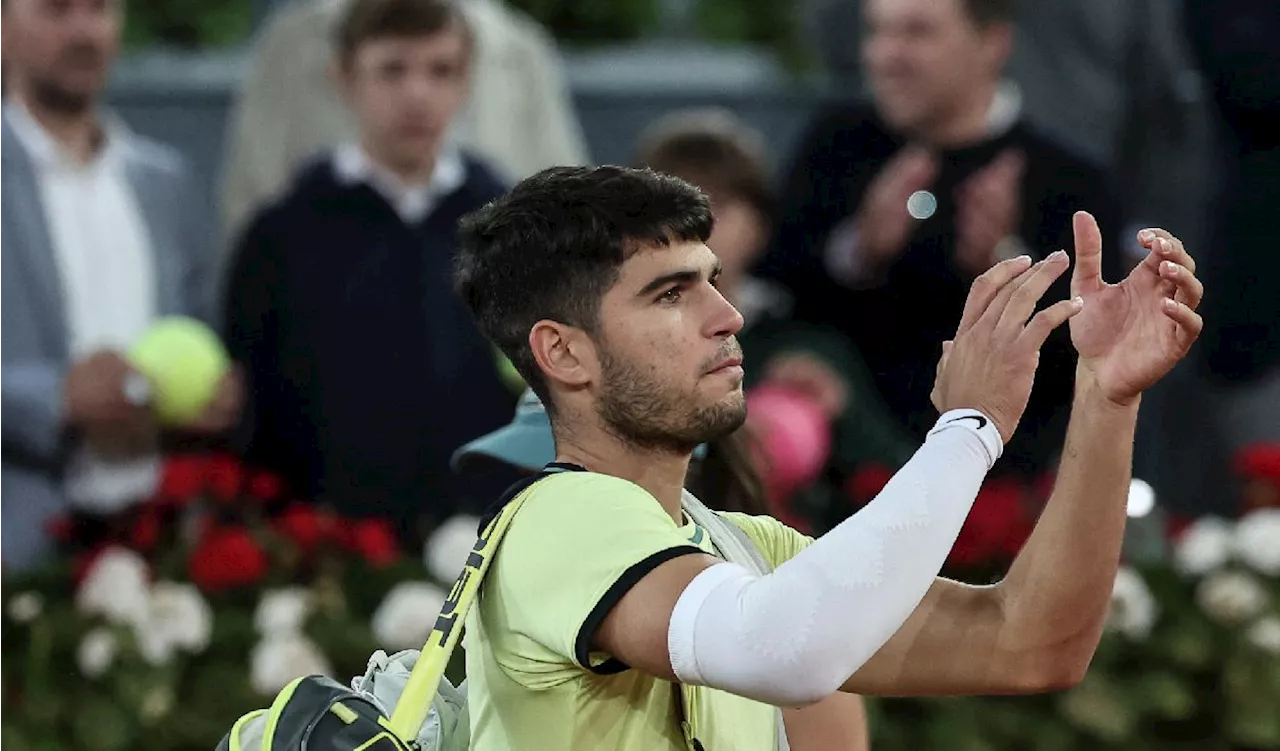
[2,0,1279,748]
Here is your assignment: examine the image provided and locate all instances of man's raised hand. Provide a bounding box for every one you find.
[931,253,1084,444]
[1067,213,1203,404]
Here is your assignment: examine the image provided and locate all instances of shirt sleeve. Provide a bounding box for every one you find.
[718,512,815,569]
[491,472,705,673]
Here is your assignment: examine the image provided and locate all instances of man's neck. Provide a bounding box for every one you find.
[554,422,692,524]
[13,89,102,164]
[913,80,1001,150]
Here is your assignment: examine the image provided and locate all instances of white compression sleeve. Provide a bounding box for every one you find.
[667,409,1002,706]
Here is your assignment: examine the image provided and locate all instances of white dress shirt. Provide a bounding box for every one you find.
[331,143,467,224]
[5,101,161,512]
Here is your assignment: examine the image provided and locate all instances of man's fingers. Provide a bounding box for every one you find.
[1070,211,1104,297]
[1154,234,1197,275]
[1159,260,1204,310]
[1163,298,1204,346]
[1017,295,1085,350]
[955,255,1034,335]
[992,251,1071,335]
[1137,229,1196,275]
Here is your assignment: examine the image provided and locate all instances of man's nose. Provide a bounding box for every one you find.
[709,289,745,339]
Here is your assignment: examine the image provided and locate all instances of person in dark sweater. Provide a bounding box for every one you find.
[223,0,514,533]
[764,0,1125,477]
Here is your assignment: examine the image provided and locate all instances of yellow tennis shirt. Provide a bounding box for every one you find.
[464,470,814,750]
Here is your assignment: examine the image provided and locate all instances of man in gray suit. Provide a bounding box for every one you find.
[1,0,240,568]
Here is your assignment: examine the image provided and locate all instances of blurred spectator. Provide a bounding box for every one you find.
[223,0,513,536]
[2,0,233,568]
[1183,0,1280,399]
[635,109,915,531]
[805,0,1209,251]
[1135,0,1280,518]
[219,0,588,245]
[765,0,1125,477]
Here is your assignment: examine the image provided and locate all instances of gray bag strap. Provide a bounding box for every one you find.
[680,490,792,751]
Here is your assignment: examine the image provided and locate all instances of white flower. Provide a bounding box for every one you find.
[76,627,118,678]
[1106,566,1158,639]
[254,587,313,637]
[135,581,213,663]
[372,581,447,652]
[1246,616,1280,656]
[424,515,480,584]
[1232,508,1280,575]
[75,547,151,627]
[1173,517,1234,576]
[249,633,331,695]
[1195,570,1269,625]
[7,592,44,623]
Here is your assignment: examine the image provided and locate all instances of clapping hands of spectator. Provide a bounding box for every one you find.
[954,149,1025,276]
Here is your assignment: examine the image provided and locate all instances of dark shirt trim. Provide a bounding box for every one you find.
[574,545,705,675]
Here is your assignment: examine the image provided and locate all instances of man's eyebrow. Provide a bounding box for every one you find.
[636,269,702,297]
[636,261,724,297]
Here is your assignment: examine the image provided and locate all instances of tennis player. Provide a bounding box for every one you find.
[452,389,871,750]
[452,165,1203,750]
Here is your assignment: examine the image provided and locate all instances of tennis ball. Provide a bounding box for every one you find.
[128,316,231,425]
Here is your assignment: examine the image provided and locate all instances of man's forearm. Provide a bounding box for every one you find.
[997,363,1139,681]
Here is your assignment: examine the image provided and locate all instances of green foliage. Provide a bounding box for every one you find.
[123,0,253,49]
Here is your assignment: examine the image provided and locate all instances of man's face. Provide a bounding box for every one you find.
[862,0,1005,136]
[1,0,120,113]
[590,240,748,453]
[339,27,470,173]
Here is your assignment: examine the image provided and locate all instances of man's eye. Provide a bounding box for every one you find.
[659,288,682,304]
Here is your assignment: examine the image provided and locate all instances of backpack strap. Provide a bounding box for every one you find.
[681,491,792,751]
[681,491,771,576]
[386,465,573,741]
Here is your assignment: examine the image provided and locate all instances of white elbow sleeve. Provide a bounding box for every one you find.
[667,409,1001,705]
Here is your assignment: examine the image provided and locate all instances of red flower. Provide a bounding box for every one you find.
[45,514,76,545]
[158,454,209,504]
[248,471,284,502]
[129,510,163,552]
[1233,444,1280,483]
[947,478,1034,568]
[348,518,400,568]
[188,526,269,593]
[72,545,108,586]
[206,455,244,503]
[275,504,341,553]
[845,464,895,505]
[1165,512,1195,543]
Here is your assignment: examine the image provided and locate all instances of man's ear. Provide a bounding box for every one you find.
[529,320,598,390]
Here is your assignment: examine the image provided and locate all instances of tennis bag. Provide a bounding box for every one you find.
[215,473,784,751]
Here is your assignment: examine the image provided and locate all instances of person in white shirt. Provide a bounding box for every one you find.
[1,0,242,568]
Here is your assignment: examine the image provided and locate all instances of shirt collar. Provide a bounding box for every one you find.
[4,99,130,173]
[332,143,467,223]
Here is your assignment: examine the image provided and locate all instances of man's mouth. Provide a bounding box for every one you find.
[706,354,745,376]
